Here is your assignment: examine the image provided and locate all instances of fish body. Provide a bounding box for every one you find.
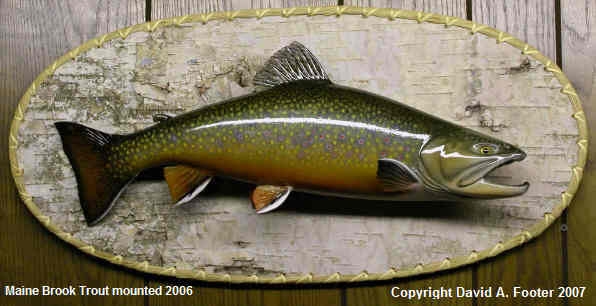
[111,81,426,195]
[55,42,529,225]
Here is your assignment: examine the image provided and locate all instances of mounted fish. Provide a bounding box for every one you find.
[55,42,529,226]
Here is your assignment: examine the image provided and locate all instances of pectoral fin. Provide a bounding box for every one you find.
[377,158,421,192]
[251,185,292,214]
[163,165,213,206]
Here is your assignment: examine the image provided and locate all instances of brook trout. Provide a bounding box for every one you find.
[55,42,529,225]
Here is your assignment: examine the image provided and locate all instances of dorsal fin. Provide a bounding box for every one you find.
[253,41,330,87]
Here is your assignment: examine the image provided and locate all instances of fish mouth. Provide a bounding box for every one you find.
[456,152,529,198]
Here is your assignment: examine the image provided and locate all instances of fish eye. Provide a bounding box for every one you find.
[474,143,498,155]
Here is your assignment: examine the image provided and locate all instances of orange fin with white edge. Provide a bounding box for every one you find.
[251,185,292,214]
[163,165,213,206]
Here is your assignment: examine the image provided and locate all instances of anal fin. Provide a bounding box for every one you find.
[164,165,213,206]
[251,185,292,214]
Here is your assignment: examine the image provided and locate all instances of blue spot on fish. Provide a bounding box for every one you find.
[234,130,244,141]
[302,139,313,148]
[140,57,153,67]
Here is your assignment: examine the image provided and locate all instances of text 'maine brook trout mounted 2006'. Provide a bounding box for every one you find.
[55,42,529,226]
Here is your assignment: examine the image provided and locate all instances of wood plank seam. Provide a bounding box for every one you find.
[554,0,570,298]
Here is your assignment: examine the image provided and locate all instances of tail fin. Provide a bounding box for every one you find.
[54,122,132,226]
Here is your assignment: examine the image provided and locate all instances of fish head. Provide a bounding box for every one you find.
[419,130,529,198]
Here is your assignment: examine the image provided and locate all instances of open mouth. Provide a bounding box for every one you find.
[457,153,529,198]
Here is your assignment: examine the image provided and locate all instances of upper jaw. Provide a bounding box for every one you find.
[455,152,529,197]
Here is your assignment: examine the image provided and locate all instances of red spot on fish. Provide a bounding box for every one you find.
[338,134,346,140]
[383,137,391,144]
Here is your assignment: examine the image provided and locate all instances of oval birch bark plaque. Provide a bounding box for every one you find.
[10,7,588,283]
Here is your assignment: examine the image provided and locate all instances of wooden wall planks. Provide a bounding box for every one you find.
[148,285,343,306]
[147,283,342,305]
[153,0,237,17]
[471,1,564,305]
[346,269,473,306]
[474,227,564,306]
[472,0,557,61]
[1,0,594,305]
[562,1,596,305]
[342,0,466,18]
[152,0,338,19]
[0,2,147,306]
[149,286,264,306]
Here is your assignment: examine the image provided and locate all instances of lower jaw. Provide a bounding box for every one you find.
[453,179,529,198]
